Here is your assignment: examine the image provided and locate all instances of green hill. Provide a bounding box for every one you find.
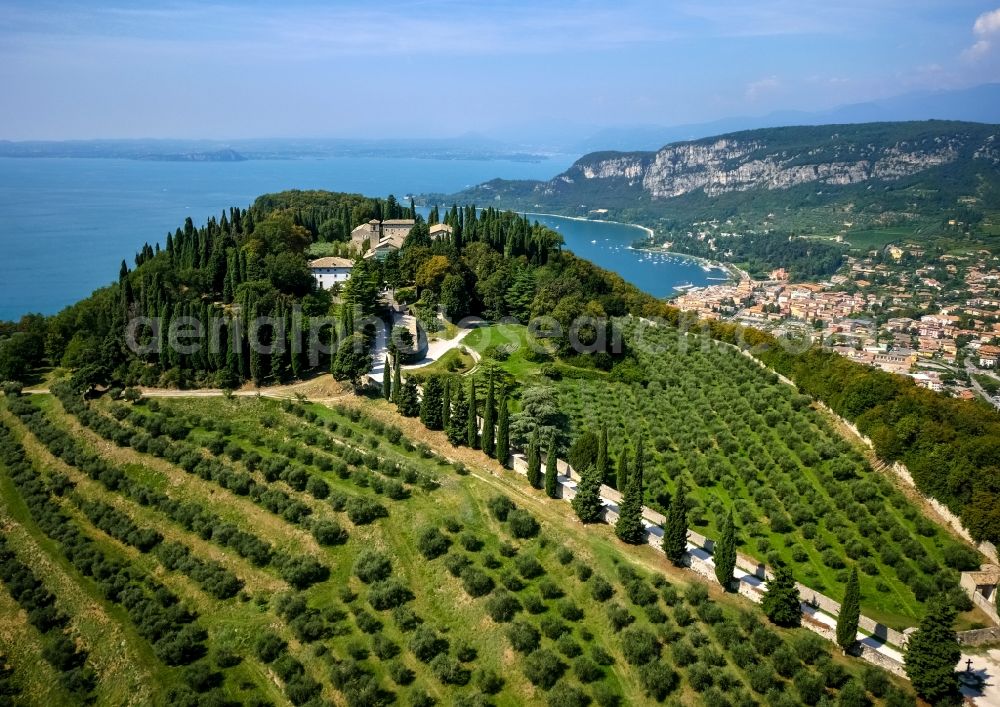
[443,120,1000,259]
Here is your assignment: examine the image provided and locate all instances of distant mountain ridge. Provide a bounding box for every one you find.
[444,120,1000,227]
[573,83,1000,152]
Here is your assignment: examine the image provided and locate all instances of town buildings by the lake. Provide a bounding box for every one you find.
[673,244,1000,405]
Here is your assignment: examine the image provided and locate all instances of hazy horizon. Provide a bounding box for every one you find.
[2,1,1000,142]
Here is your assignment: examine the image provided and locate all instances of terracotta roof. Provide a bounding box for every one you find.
[309,257,354,268]
[429,223,453,234]
[382,219,415,226]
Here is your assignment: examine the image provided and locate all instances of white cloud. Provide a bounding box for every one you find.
[974,8,1000,36]
[745,76,780,100]
[965,7,1000,61]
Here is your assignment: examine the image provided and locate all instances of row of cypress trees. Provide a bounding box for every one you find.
[381,361,512,467]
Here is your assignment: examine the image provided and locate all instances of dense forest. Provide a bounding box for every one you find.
[0,191,637,389]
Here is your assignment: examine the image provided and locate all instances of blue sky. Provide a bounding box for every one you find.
[1,0,998,140]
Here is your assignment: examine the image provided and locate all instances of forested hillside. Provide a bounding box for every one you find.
[444,121,1000,275]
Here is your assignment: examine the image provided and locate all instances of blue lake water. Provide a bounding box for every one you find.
[0,156,722,320]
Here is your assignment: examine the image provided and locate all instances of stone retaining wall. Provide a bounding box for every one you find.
[957,627,1000,647]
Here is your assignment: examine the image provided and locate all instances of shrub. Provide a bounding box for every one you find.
[861,665,889,697]
[459,532,484,552]
[507,621,541,653]
[538,579,564,600]
[255,633,286,663]
[606,603,634,631]
[573,655,603,683]
[688,663,714,691]
[475,668,504,695]
[638,663,678,701]
[746,663,775,693]
[556,634,582,658]
[591,683,621,707]
[516,554,545,579]
[345,497,388,525]
[818,657,848,689]
[794,632,828,664]
[540,615,569,640]
[408,626,448,663]
[371,633,400,660]
[311,519,348,546]
[368,579,414,611]
[305,476,329,499]
[387,659,415,686]
[943,543,982,571]
[460,566,495,598]
[353,550,393,584]
[508,509,540,539]
[430,653,470,686]
[772,645,802,678]
[522,649,566,690]
[417,527,451,559]
[558,600,584,622]
[793,670,826,705]
[590,576,614,601]
[484,590,522,622]
[547,683,590,707]
[444,553,472,578]
[620,627,659,666]
[837,679,870,707]
[487,495,515,521]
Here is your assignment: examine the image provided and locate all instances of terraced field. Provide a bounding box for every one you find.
[548,320,983,629]
[0,387,914,706]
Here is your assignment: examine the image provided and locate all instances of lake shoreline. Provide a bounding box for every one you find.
[522,210,655,239]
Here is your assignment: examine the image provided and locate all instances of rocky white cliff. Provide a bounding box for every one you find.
[567,131,995,199]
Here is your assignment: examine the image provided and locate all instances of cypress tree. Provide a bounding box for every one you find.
[904,594,960,703]
[391,356,401,404]
[382,356,392,400]
[713,508,738,590]
[448,385,467,446]
[249,305,263,386]
[761,566,801,627]
[662,480,688,566]
[572,465,604,523]
[398,379,420,417]
[837,567,861,652]
[526,432,542,489]
[441,377,451,431]
[615,446,628,491]
[466,378,479,449]
[615,439,645,545]
[596,425,609,485]
[495,395,510,467]
[482,375,495,457]
[420,376,445,430]
[544,431,559,499]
